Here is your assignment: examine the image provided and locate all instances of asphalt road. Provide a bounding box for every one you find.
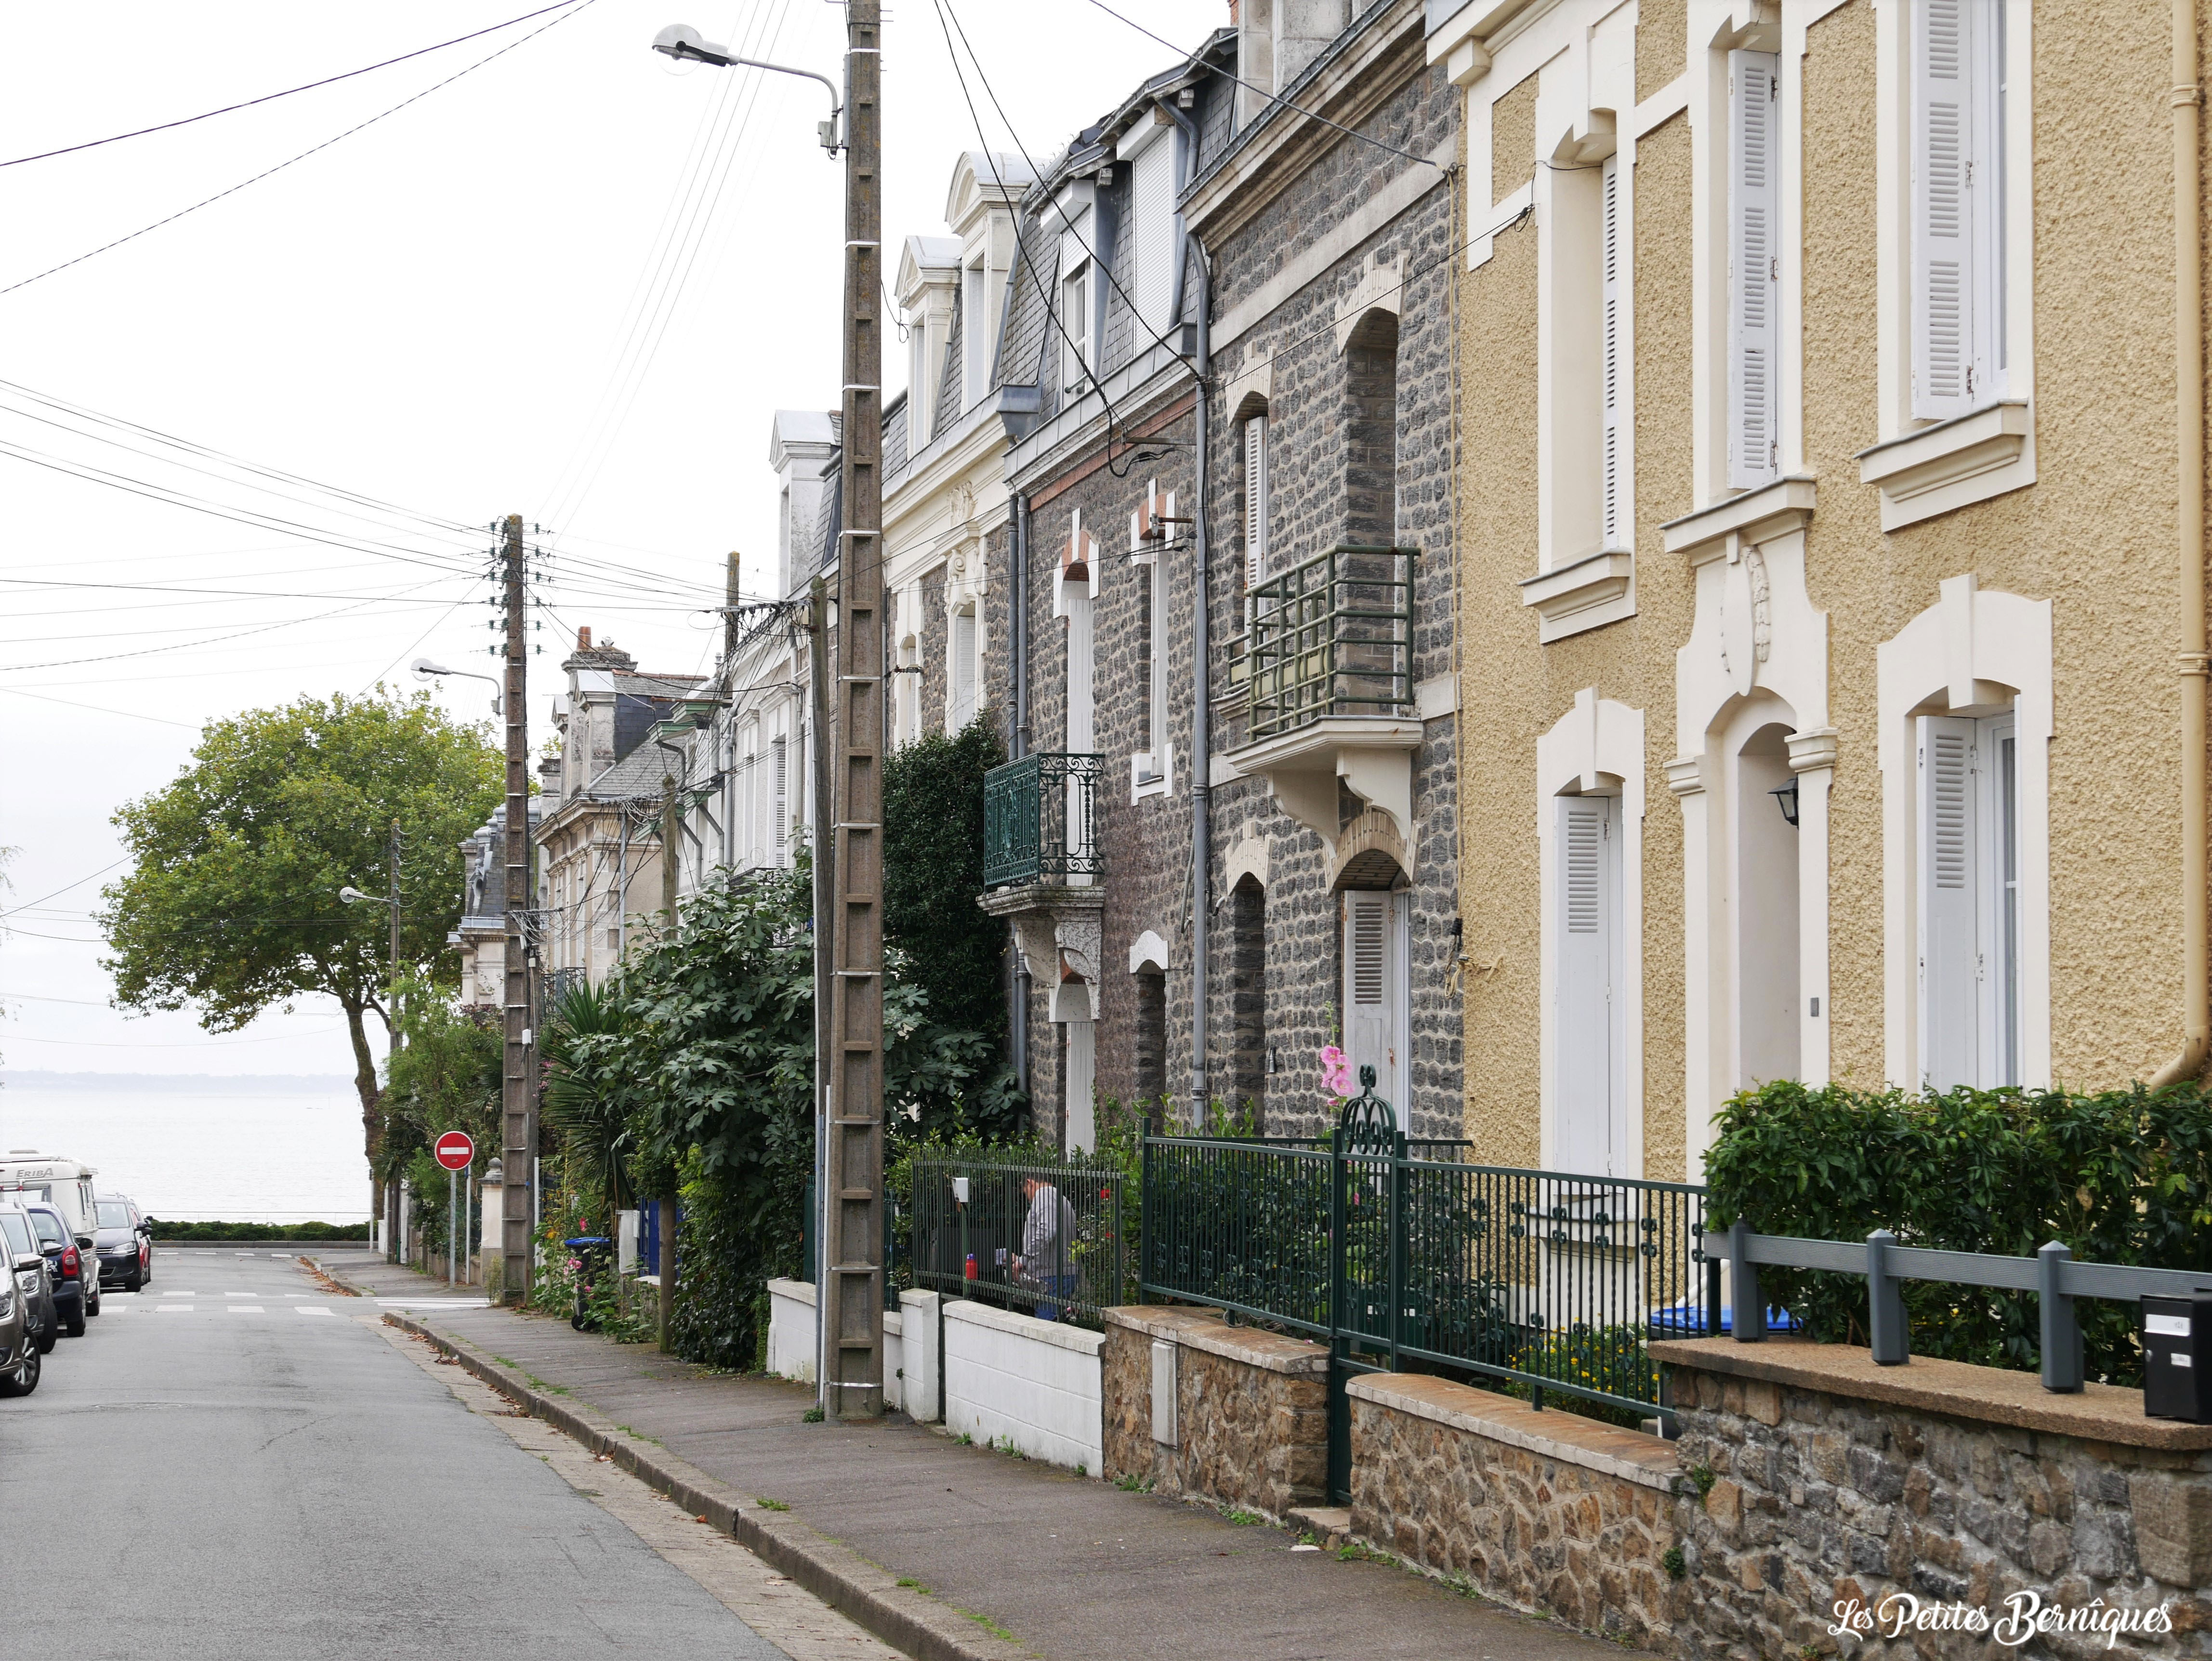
[0,1249,894,1661]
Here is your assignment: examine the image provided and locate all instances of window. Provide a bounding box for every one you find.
[1728,50,1780,488]
[948,609,977,730]
[1228,879,1265,1126]
[1912,0,2004,418]
[771,735,789,866]
[1243,414,1269,585]
[1916,711,2017,1088]
[1061,261,1092,392]
[1341,889,1409,1114]
[1129,129,1177,337]
[1344,312,1399,543]
[962,258,988,411]
[1555,794,1620,1173]
[1599,155,1625,540]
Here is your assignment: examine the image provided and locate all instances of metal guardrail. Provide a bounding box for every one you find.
[908,1153,1128,1329]
[1247,543,1416,741]
[1142,1105,1717,1428]
[1725,1224,2212,1391]
[981,752,1103,889]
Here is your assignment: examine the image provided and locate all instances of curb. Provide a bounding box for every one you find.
[383,1311,1032,1661]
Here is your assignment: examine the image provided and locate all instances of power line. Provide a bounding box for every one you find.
[0,576,462,673]
[0,688,197,729]
[0,0,603,298]
[0,1,585,169]
[0,860,129,921]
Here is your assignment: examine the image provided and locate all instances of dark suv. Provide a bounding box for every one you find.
[0,1204,56,1355]
[93,1196,152,1292]
[26,1203,99,1336]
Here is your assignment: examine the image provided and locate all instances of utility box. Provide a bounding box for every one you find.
[2142,1294,2212,1422]
[617,1210,640,1275]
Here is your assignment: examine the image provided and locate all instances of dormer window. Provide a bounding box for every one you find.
[1062,258,1092,392]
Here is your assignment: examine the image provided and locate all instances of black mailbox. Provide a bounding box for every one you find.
[2142,1294,2212,1423]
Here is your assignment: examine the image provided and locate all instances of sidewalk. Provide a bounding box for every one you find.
[314,1251,1626,1661]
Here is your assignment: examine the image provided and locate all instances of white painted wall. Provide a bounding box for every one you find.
[943,1299,1103,1475]
[764,1278,912,1414]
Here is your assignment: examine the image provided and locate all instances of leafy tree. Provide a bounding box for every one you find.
[882,717,1008,1046]
[97,691,503,1213]
[379,969,502,1185]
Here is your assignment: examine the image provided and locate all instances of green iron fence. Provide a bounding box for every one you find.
[1247,543,1417,741]
[981,752,1103,889]
[908,1150,1129,1328]
[1142,1072,1719,1495]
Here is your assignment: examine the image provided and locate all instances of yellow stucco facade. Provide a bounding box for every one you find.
[1442,0,2212,1181]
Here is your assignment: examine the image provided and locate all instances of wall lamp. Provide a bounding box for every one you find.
[1769,778,1800,827]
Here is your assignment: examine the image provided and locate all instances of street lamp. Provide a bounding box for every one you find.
[413,657,501,715]
[650,24,843,154]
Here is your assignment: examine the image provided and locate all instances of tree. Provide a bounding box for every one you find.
[882,716,1009,1047]
[97,691,503,1213]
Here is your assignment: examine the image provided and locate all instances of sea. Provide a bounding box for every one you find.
[0,1072,371,1224]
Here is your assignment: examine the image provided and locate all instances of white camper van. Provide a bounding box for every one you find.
[0,1152,99,1244]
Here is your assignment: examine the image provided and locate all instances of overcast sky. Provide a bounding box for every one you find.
[0,0,1212,1078]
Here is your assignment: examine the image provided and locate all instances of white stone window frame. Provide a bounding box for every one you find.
[1858,0,2035,530]
[1127,486,1174,803]
[1877,574,2052,1092]
[1662,477,1832,1175]
[1536,687,1646,1178]
[944,547,985,738]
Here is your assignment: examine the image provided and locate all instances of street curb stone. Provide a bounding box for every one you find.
[382,1311,1031,1661]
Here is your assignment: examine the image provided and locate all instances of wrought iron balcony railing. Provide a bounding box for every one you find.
[1247,543,1417,742]
[982,751,1102,889]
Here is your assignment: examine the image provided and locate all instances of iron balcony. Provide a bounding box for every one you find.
[981,751,1103,890]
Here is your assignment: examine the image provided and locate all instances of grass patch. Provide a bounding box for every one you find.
[756,1497,791,1512]
[802,1406,825,1424]
[955,1431,973,1446]
[895,1576,932,1593]
[1687,1464,1717,1505]
[991,1435,1028,1461]
[1222,1507,1263,1526]
[522,1373,569,1397]
[1114,1472,1155,1493]
[956,1608,1018,1643]
[615,1424,663,1446]
[492,1355,521,1369]
[1333,1541,1399,1568]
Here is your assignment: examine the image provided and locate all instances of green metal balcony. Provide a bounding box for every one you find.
[982,752,1103,890]
[1247,543,1417,741]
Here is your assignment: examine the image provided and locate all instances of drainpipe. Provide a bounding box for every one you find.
[1169,99,1213,1126]
[1012,493,1031,1107]
[2153,0,2208,1091]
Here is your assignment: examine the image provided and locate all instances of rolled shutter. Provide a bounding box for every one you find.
[1244,415,1269,586]
[1728,50,1780,488]
[1131,136,1176,334]
[1600,156,1624,545]
[1555,795,1616,1174]
[951,610,977,728]
[1912,0,1977,419]
[772,736,788,862]
[1918,715,1978,1088]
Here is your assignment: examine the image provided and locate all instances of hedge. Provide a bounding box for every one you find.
[149,1219,371,1241]
[1704,1081,2212,1385]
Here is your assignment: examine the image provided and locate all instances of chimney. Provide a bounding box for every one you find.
[578,626,592,650]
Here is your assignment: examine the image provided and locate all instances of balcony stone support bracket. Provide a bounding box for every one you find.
[1225,716,1424,844]
[978,883,1106,1023]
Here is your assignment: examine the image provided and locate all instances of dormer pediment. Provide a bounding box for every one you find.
[895,235,962,309]
[945,149,1034,240]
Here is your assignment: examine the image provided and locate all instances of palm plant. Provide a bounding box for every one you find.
[541,976,640,1219]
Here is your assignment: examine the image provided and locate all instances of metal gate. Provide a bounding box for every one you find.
[1326,1070,1400,1501]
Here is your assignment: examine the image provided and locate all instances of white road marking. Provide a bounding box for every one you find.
[230,1306,265,1314]
[224,1292,254,1298]
[157,1305,192,1314]
[295,1306,334,1317]
[161,1291,194,1297]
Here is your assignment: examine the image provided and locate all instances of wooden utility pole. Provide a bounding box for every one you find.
[499,514,533,1303]
[823,0,885,1421]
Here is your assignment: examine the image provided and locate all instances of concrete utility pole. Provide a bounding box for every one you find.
[499,514,534,1304]
[388,818,402,1039]
[823,0,886,1421]
[658,764,680,1351]
[807,573,832,1410]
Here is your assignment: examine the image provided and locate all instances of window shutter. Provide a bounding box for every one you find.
[1555,795,1615,1173]
[772,736,789,863]
[1132,137,1176,334]
[1342,891,1399,1105]
[951,610,977,728]
[1244,415,1269,586]
[1599,156,1623,545]
[1912,0,1977,420]
[1728,50,1779,488]
[1917,715,1978,1088]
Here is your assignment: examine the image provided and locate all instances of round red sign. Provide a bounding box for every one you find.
[434,1132,475,1171]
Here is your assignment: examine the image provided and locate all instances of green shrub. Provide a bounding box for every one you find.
[149,1219,371,1241]
[1704,1081,2212,1384]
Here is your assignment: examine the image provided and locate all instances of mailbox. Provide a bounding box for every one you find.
[2142,1294,2212,1423]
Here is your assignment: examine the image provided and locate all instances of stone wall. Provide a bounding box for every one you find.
[1652,1338,2212,1660]
[1345,1372,1684,1646]
[1101,1305,1329,1523]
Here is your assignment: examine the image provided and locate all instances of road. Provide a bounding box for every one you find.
[0,1248,904,1661]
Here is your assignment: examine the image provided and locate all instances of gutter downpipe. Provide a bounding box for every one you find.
[2154,0,2209,1091]
[1170,97,1212,1126]
[1012,493,1031,1107]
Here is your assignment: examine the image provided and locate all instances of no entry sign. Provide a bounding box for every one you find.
[434,1132,475,1171]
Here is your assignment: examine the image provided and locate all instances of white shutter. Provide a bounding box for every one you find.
[1342,891,1402,1107]
[1918,716,1978,1088]
[1599,156,1623,546]
[951,609,977,729]
[962,261,987,412]
[772,736,789,864]
[1912,0,1977,420]
[1244,416,1269,585]
[1728,51,1780,488]
[1555,795,1616,1173]
[1131,135,1176,334]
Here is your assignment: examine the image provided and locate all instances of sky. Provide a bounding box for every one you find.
[0,0,1215,1080]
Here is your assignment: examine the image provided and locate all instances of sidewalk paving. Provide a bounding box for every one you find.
[314,1251,1628,1661]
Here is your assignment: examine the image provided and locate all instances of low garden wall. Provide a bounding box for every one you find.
[942,1299,1103,1473]
[764,1279,936,1419]
[1101,1305,1329,1521]
[1651,1337,2212,1659]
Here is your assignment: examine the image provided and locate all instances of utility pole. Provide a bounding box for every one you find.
[807,573,831,1411]
[823,0,885,1422]
[658,763,680,1351]
[499,514,533,1304]
[388,818,402,1041]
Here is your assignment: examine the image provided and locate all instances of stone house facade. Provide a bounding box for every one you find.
[1435,0,2212,1179]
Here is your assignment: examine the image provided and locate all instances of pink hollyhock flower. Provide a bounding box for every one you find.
[1319,1044,1353,1098]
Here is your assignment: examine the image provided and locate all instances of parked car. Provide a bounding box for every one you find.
[0,1204,57,1356]
[25,1202,99,1336]
[93,1196,152,1292]
[0,1226,37,1397]
[0,1152,100,1243]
